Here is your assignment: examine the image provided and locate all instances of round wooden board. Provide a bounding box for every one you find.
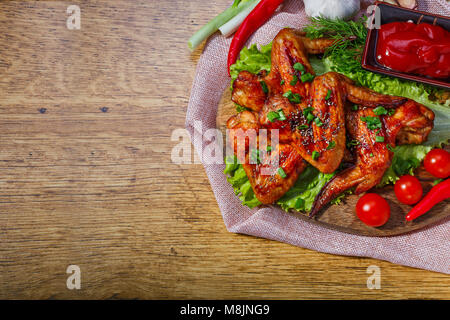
[217,89,450,237]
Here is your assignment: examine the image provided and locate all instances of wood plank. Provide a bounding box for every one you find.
[0,0,448,299]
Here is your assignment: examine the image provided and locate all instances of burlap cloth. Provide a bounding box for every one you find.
[186,0,450,273]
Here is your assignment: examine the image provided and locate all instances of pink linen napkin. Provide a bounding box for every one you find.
[186,0,450,274]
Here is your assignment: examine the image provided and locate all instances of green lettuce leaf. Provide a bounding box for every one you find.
[230,43,272,85]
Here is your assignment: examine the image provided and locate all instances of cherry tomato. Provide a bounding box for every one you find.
[424,149,450,179]
[355,193,391,227]
[394,175,423,205]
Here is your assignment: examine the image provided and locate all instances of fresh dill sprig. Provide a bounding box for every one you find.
[303,16,367,57]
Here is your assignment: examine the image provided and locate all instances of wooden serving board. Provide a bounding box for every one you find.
[218,89,450,237]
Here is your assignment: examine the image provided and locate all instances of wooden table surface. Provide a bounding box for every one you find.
[0,0,448,299]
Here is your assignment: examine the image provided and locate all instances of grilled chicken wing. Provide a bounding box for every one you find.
[310,101,434,216]
[227,110,306,204]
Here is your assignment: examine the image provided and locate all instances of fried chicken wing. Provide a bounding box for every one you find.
[227,110,306,204]
[310,101,434,216]
[232,71,267,112]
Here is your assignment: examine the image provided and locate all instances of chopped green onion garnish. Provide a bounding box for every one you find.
[325,89,332,100]
[293,62,305,72]
[297,124,309,130]
[267,111,280,122]
[300,73,315,83]
[306,112,315,123]
[277,109,286,121]
[290,74,298,86]
[361,116,382,130]
[303,107,313,116]
[235,104,246,113]
[352,105,358,111]
[375,135,385,142]
[388,109,396,116]
[326,141,336,150]
[267,146,272,152]
[280,79,285,85]
[260,81,269,94]
[277,167,287,178]
[373,106,388,116]
[314,117,323,127]
[312,151,320,160]
[369,153,374,157]
[283,90,301,104]
[386,144,395,152]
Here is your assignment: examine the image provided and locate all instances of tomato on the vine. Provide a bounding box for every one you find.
[355,193,391,227]
[424,149,450,179]
[394,175,423,205]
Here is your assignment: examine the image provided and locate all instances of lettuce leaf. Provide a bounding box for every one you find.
[230,43,272,84]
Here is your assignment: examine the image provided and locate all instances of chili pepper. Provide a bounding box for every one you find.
[405,178,450,221]
[227,0,285,75]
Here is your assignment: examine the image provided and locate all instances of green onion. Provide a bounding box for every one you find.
[283,90,301,104]
[277,109,286,121]
[386,144,395,152]
[280,79,285,85]
[361,116,382,130]
[300,73,315,83]
[375,136,385,143]
[290,74,298,86]
[297,124,309,130]
[277,167,287,178]
[260,80,269,94]
[188,0,258,50]
[352,105,358,111]
[314,117,323,127]
[373,106,388,116]
[312,151,320,160]
[369,153,374,157]
[388,109,396,116]
[293,63,305,72]
[267,146,272,152]
[235,104,247,113]
[267,111,280,122]
[306,113,315,123]
[303,107,314,116]
[326,141,336,150]
[325,89,332,100]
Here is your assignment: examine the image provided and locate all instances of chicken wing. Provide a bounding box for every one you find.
[310,101,434,216]
[227,110,306,204]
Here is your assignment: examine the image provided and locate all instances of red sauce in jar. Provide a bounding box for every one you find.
[376,21,450,79]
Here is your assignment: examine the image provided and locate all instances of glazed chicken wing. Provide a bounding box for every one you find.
[227,110,306,204]
[310,100,434,216]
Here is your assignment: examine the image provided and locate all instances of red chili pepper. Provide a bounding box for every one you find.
[405,178,450,221]
[227,0,285,75]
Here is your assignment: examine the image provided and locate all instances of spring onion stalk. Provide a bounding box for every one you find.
[219,0,261,37]
[188,0,258,50]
